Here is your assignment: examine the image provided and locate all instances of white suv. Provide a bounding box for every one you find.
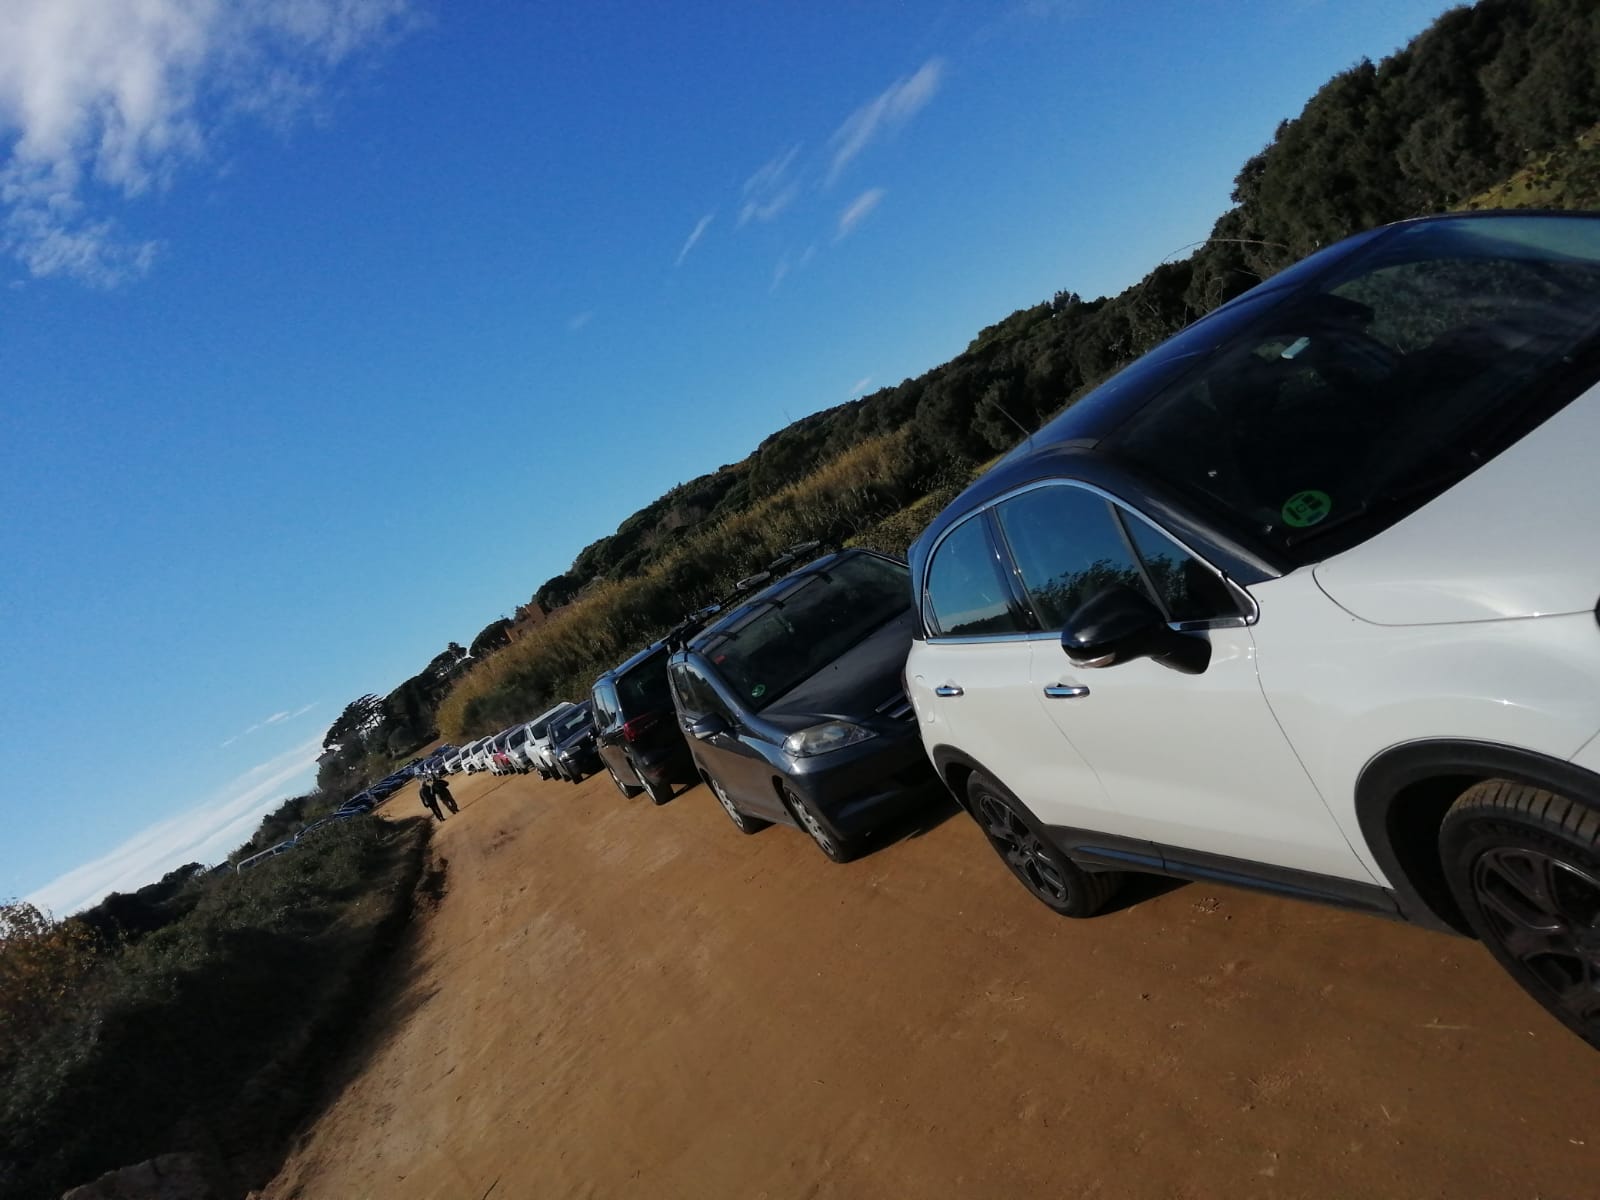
[905,212,1600,1049]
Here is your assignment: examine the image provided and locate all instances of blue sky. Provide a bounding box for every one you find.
[3,0,1462,915]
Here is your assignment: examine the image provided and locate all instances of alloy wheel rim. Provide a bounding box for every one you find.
[1473,845,1600,1032]
[977,793,1069,904]
[710,778,740,822]
[788,791,836,854]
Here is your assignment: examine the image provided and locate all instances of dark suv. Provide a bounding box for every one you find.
[592,642,697,805]
[667,548,938,862]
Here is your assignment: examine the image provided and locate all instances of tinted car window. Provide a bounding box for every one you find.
[671,660,730,719]
[925,517,1022,637]
[995,487,1148,629]
[616,650,672,716]
[1107,215,1600,562]
[1120,510,1242,623]
[701,555,910,710]
[590,680,618,728]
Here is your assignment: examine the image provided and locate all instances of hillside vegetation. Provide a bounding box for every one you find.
[0,819,429,1200]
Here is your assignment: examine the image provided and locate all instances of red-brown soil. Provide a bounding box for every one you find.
[259,768,1600,1199]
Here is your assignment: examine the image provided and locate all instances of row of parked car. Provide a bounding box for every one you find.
[434,702,601,783]
[448,213,1600,1051]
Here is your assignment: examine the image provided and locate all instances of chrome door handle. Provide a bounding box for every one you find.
[1043,684,1090,699]
[934,684,964,698]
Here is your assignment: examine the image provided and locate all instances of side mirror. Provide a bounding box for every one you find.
[1061,585,1210,675]
[688,713,730,740]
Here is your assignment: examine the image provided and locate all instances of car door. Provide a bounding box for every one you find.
[672,658,784,820]
[909,510,1119,838]
[991,480,1374,882]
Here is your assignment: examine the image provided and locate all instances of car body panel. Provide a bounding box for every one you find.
[1312,385,1600,625]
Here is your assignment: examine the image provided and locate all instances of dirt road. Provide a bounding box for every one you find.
[261,767,1599,1199]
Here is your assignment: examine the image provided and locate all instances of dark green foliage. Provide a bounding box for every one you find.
[73,864,206,949]
[0,819,429,1200]
[468,616,513,659]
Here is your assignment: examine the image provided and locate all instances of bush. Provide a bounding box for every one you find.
[0,818,428,1200]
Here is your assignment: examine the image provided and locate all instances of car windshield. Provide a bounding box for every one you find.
[551,708,590,739]
[702,554,910,711]
[1105,215,1600,563]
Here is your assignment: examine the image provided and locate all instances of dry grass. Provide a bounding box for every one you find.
[437,429,960,738]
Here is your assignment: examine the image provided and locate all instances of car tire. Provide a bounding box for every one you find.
[608,764,643,799]
[707,772,768,835]
[966,772,1121,917]
[1439,779,1600,1050]
[642,769,674,807]
[782,785,859,863]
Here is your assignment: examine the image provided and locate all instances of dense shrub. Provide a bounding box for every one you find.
[0,818,428,1200]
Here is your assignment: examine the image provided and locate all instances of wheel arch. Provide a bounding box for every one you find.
[1356,739,1600,936]
[928,745,1009,817]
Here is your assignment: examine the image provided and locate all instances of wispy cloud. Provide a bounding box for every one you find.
[675,210,715,266]
[0,0,412,286]
[219,700,319,748]
[826,59,944,185]
[567,310,595,332]
[770,252,792,293]
[836,188,886,241]
[739,144,801,226]
[848,375,875,396]
[26,734,325,916]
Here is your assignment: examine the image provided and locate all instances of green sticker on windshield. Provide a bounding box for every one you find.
[751,683,766,698]
[1281,489,1332,528]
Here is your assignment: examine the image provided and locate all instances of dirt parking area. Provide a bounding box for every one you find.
[260,767,1600,1199]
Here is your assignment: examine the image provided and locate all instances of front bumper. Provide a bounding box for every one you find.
[783,724,940,839]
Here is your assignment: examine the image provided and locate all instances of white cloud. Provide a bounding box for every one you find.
[849,374,874,396]
[836,187,886,240]
[826,59,944,185]
[567,309,594,332]
[738,144,801,226]
[0,0,412,285]
[219,700,319,747]
[26,733,325,917]
[675,210,715,266]
[770,252,791,293]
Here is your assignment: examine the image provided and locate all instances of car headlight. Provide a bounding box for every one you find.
[782,722,876,758]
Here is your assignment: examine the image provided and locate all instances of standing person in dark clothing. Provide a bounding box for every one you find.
[419,778,445,822]
[431,773,459,814]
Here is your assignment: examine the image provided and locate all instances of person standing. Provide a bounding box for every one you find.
[431,773,459,814]
[419,778,445,822]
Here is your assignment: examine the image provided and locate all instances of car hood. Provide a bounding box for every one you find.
[756,609,917,731]
[1311,389,1600,626]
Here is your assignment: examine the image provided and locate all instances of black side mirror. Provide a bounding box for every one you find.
[1061,584,1210,675]
[688,713,730,740]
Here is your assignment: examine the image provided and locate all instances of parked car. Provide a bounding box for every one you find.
[592,645,696,805]
[486,727,520,775]
[522,702,579,779]
[668,548,938,861]
[462,736,492,773]
[906,210,1600,1049]
[547,702,600,781]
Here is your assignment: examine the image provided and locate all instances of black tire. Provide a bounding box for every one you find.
[642,769,674,807]
[608,764,642,799]
[1440,779,1600,1050]
[706,772,768,836]
[782,785,859,863]
[966,772,1121,917]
